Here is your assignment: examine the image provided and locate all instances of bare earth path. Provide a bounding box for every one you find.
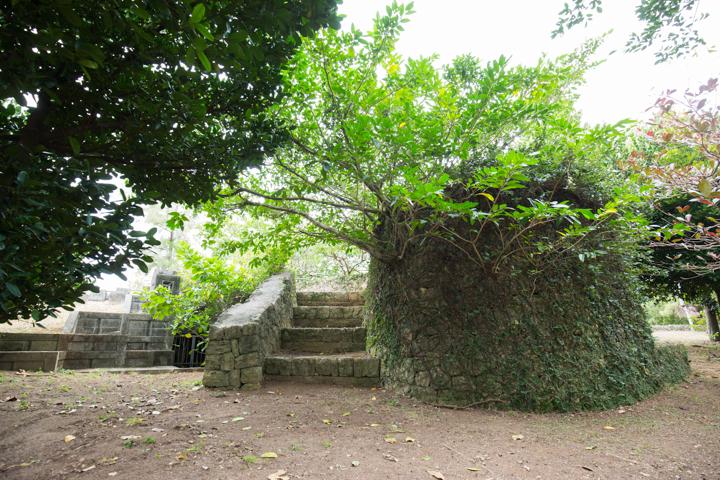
[1,345,718,480]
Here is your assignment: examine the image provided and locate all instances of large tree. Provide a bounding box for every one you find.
[0,0,340,322]
[213,6,688,411]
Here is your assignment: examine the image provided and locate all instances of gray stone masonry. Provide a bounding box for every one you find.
[0,332,172,371]
[202,272,296,390]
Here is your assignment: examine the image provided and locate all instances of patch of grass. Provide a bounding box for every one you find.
[18,400,29,411]
[242,455,258,464]
[290,443,303,452]
[123,440,135,448]
[387,399,400,407]
[56,368,75,376]
[99,411,118,423]
[126,417,144,426]
[322,440,332,448]
[58,384,71,393]
[186,443,203,454]
[143,436,156,445]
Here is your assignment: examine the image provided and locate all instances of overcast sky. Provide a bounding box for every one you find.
[339,0,720,125]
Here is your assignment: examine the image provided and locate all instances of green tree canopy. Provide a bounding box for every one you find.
[211,4,642,274]
[0,0,340,322]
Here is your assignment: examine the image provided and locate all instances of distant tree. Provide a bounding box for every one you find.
[0,0,340,322]
[643,197,720,340]
[553,0,710,63]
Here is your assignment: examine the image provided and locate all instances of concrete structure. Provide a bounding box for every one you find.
[0,330,173,371]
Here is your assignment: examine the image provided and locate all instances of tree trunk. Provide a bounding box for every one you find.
[707,290,720,341]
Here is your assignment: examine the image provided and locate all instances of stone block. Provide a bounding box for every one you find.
[67,341,92,352]
[354,357,380,378]
[221,353,234,371]
[292,357,315,376]
[229,369,242,388]
[236,352,259,370]
[0,341,30,351]
[237,335,259,353]
[205,340,230,355]
[414,370,431,387]
[338,357,354,377]
[204,354,221,370]
[29,340,58,351]
[203,369,229,388]
[315,357,338,376]
[241,366,263,384]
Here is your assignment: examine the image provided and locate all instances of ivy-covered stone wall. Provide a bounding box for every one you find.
[366,235,689,412]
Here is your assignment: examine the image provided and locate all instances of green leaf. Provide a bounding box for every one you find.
[191,3,206,23]
[78,59,98,69]
[6,283,21,298]
[196,23,214,41]
[68,136,81,154]
[196,48,211,71]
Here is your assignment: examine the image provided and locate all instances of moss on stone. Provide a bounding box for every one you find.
[366,230,689,412]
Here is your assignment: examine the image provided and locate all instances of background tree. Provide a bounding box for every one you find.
[553,0,710,63]
[0,0,340,322]
[642,196,720,340]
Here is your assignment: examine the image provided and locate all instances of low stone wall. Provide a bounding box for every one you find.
[0,332,172,371]
[203,272,295,389]
[64,311,170,336]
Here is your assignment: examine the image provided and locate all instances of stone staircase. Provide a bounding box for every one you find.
[263,292,380,386]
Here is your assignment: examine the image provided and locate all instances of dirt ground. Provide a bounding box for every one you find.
[0,345,718,480]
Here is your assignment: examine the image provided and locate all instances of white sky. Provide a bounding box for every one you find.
[339,0,720,125]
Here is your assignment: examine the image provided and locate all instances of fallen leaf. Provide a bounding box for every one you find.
[267,470,289,480]
[427,470,445,479]
[603,425,615,431]
[322,419,332,425]
[421,455,431,461]
[342,412,351,417]
[467,467,481,471]
[64,435,76,443]
[176,452,187,461]
[351,460,360,467]
[231,416,245,422]
[369,423,381,427]
[383,454,399,462]
[99,457,118,466]
[82,465,96,472]
[405,436,415,443]
[4,396,17,402]
[511,434,524,441]
[585,445,597,450]
[384,436,397,444]
[261,452,278,459]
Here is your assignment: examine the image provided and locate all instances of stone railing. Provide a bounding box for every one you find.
[203,272,295,389]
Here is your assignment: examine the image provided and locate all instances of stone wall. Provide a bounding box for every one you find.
[0,332,173,371]
[203,272,295,389]
[64,311,171,336]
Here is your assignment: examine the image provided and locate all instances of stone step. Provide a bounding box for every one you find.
[292,306,363,328]
[280,327,366,353]
[264,352,380,386]
[296,291,364,307]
